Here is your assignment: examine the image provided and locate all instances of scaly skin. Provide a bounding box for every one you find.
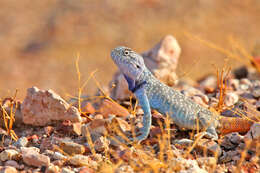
[111,46,253,141]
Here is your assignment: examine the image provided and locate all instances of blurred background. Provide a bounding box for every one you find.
[0,0,259,99]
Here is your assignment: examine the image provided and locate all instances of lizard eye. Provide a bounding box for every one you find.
[124,50,130,56]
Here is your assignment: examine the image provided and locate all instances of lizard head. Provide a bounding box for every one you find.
[111,46,146,81]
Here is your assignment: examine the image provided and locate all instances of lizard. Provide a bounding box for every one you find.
[110,46,255,142]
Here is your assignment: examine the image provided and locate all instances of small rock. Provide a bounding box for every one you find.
[21,147,50,167]
[21,87,81,126]
[219,150,240,163]
[82,102,96,114]
[240,78,252,86]
[81,118,111,141]
[252,87,260,98]
[94,136,110,152]
[68,155,90,166]
[233,66,248,79]
[224,92,239,107]
[61,168,74,173]
[196,139,222,157]
[59,140,85,155]
[197,157,217,169]
[229,79,239,90]
[0,166,17,173]
[191,95,208,107]
[45,163,60,173]
[4,160,20,169]
[142,35,181,71]
[244,123,260,141]
[53,152,67,160]
[0,149,19,161]
[14,137,28,148]
[99,99,129,118]
[168,158,207,173]
[199,75,217,90]
[44,126,54,136]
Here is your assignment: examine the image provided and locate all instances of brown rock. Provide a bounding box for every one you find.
[68,155,90,166]
[0,166,17,173]
[142,35,181,71]
[196,139,222,157]
[4,160,20,169]
[0,149,20,161]
[99,99,129,118]
[59,140,85,155]
[21,147,50,167]
[244,123,260,141]
[21,87,81,126]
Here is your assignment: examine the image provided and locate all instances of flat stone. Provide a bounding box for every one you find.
[0,166,18,173]
[59,140,85,155]
[99,99,129,118]
[244,123,260,141]
[0,149,19,161]
[21,87,81,126]
[4,160,20,169]
[21,147,50,167]
[68,155,90,166]
[196,139,222,157]
[14,137,28,148]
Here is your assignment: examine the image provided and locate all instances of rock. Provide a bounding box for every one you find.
[0,149,19,161]
[78,167,95,173]
[81,119,107,141]
[252,87,260,98]
[53,152,67,160]
[0,166,17,173]
[233,66,248,79]
[196,139,222,157]
[4,160,20,169]
[240,78,252,87]
[224,92,239,107]
[244,123,260,141]
[59,140,85,155]
[220,132,243,150]
[45,163,60,173]
[114,164,134,173]
[21,147,50,167]
[168,158,207,173]
[219,150,240,163]
[197,157,217,169]
[153,68,178,86]
[110,73,132,100]
[68,155,90,166]
[21,87,81,126]
[94,136,110,152]
[142,35,181,71]
[229,79,239,90]
[99,99,129,118]
[14,137,28,148]
[199,75,217,90]
[61,168,74,173]
[44,126,54,136]
[190,95,208,107]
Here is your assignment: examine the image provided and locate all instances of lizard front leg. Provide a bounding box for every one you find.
[134,86,152,141]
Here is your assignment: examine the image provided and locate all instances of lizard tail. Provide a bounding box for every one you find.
[218,117,253,135]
